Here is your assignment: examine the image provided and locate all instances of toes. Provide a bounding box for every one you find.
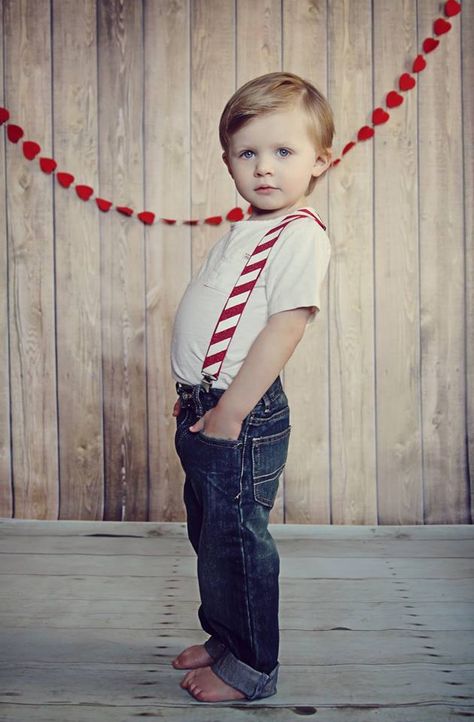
[180,670,194,688]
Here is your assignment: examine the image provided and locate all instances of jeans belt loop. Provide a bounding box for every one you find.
[192,384,204,418]
[262,390,272,415]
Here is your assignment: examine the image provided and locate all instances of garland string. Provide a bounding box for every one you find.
[0,0,461,227]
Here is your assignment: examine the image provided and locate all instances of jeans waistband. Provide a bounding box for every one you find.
[175,375,284,415]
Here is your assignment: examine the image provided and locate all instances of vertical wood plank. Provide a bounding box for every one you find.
[4,0,58,518]
[373,0,422,523]
[98,0,147,521]
[328,0,377,524]
[418,0,468,523]
[236,0,284,521]
[0,0,13,517]
[237,0,281,85]
[53,0,103,519]
[283,0,331,524]
[191,0,235,269]
[144,0,191,521]
[462,0,474,523]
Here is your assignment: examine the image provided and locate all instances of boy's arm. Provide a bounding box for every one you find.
[216,306,315,422]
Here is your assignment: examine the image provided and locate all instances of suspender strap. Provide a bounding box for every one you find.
[200,207,326,391]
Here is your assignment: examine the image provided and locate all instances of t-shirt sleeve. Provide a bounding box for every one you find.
[265,217,331,326]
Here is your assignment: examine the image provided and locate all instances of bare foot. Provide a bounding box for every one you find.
[180,666,247,702]
[172,644,214,669]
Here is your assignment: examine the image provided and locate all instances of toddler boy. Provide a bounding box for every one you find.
[170,71,334,702]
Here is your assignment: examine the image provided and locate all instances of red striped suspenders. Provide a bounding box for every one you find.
[200,207,326,391]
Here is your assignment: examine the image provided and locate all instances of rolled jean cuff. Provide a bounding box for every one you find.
[211,649,279,701]
[203,635,227,661]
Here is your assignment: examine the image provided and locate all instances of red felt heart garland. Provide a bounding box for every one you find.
[137,211,155,225]
[342,141,356,156]
[116,206,134,216]
[357,125,375,141]
[7,124,23,143]
[0,0,462,225]
[57,172,74,188]
[372,108,390,125]
[226,207,244,222]
[40,157,57,173]
[96,198,113,212]
[423,37,440,53]
[386,91,404,108]
[412,54,427,73]
[75,184,94,201]
[434,18,452,35]
[399,73,416,91]
[23,140,41,160]
[444,0,461,17]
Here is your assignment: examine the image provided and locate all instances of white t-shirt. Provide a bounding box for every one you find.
[170,206,331,390]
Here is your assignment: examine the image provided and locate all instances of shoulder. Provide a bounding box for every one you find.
[278,211,331,252]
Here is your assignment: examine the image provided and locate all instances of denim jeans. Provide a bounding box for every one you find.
[174,375,291,701]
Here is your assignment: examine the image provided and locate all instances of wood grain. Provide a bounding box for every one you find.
[98,0,148,520]
[328,0,377,524]
[0,1,470,525]
[4,0,58,518]
[144,0,191,521]
[373,0,422,523]
[53,0,103,520]
[0,0,12,517]
[283,0,331,524]
[462,0,474,524]
[418,0,468,523]
[0,520,472,719]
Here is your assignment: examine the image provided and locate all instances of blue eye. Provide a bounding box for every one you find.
[240,150,254,159]
[277,148,290,157]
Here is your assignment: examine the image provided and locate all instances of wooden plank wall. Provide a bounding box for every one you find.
[0,0,471,524]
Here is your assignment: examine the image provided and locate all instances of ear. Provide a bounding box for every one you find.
[311,147,332,179]
[222,152,234,179]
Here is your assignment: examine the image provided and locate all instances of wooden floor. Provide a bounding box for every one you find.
[0,521,473,722]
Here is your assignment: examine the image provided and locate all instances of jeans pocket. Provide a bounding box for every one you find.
[175,407,192,455]
[251,426,291,508]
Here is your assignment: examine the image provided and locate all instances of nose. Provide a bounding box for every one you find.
[254,154,273,176]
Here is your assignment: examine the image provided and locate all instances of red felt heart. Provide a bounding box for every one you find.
[226,207,244,222]
[412,54,427,73]
[434,17,451,35]
[161,218,177,225]
[342,141,356,155]
[331,158,341,167]
[138,211,155,225]
[39,157,57,173]
[75,184,94,201]
[386,91,404,108]
[184,219,199,226]
[444,0,461,17]
[96,198,112,212]
[399,72,416,91]
[22,140,41,160]
[7,123,24,143]
[357,125,374,141]
[57,172,75,188]
[116,206,134,216]
[0,107,10,124]
[423,37,439,53]
[205,216,223,225]
[372,107,390,125]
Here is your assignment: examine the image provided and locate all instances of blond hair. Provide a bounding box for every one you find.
[219,72,334,194]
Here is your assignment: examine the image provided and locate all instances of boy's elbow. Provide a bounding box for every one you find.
[268,307,314,342]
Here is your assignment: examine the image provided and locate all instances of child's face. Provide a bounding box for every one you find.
[222,107,331,219]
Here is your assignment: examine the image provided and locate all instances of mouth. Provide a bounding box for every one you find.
[255,185,278,191]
